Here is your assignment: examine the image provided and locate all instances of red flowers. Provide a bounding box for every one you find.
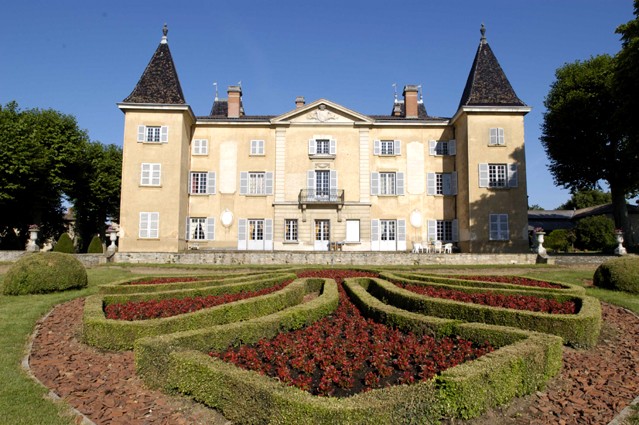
[210,270,494,397]
[447,275,564,289]
[397,282,577,314]
[105,280,292,320]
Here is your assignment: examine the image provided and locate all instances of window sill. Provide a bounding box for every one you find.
[250,154,266,157]
[139,185,162,188]
[309,154,336,159]
[192,153,209,156]
[242,194,269,197]
[283,240,299,244]
[138,238,160,240]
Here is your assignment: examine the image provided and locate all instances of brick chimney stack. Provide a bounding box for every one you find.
[295,96,305,108]
[403,85,418,118]
[227,85,242,118]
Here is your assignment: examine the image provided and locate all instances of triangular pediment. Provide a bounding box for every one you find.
[272,99,373,124]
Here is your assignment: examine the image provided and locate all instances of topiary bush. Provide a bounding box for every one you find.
[593,256,639,294]
[2,252,88,295]
[573,215,616,252]
[87,235,104,253]
[544,229,575,253]
[52,232,75,253]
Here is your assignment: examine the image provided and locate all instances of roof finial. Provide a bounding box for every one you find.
[480,23,486,44]
[161,23,168,44]
[417,84,423,104]
[213,82,218,101]
[392,83,398,103]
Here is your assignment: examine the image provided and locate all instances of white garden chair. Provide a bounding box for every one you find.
[443,243,453,254]
[433,240,443,253]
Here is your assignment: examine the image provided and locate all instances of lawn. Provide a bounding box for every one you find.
[0,263,637,424]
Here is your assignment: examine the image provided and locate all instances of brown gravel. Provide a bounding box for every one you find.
[28,298,639,425]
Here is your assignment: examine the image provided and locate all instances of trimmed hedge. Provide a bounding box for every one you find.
[134,277,562,423]
[84,276,314,350]
[52,232,74,253]
[365,277,600,348]
[87,236,104,253]
[593,256,639,294]
[2,252,87,295]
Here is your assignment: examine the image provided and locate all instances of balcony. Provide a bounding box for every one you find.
[298,189,344,205]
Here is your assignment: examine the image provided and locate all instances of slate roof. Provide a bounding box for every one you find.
[458,27,526,108]
[122,38,186,104]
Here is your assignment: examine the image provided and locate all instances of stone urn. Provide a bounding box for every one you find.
[26,225,40,252]
[614,231,627,256]
[106,227,118,254]
[535,231,546,256]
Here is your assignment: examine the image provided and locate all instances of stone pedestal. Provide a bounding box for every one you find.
[614,233,627,256]
[26,228,40,252]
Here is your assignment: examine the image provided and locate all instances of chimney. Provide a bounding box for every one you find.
[295,96,305,108]
[403,85,418,118]
[227,85,242,118]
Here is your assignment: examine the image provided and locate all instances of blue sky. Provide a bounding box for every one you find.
[0,1,634,209]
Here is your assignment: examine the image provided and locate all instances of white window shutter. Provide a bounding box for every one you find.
[373,140,380,155]
[139,213,148,238]
[371,172,379,195]
[489,128,498,145]
[396,172,405,195]
[508,163,518,188]
[330,139,336,155]
[152,164,161,186]
[451,171,458,195]
[140,163,149,185]
[207,172,216,194]
[427,173,436,195]
[397,219,406,250]
[479,163,489,188]
[188,173,194,194]
[240,171,248,195]
[265,171,274,195]
[452,219,459,242]
[371,219,380,251]
[185,217,191,240]
[394,140,401,156]
[137,125,146,142]
[429,140,437,156]
[307,170,315,190]
[308,139,316,155]
[238,218,247,250]
[498,128,505,145]
[448,140,456,155]
[330,170,338,197]
[207,217,215,240]
[149,212,159,238]
[264,219,273,250]
[160,126,168,143]
[427,220,437,241]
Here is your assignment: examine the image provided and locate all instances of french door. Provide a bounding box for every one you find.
[314,219,330,250]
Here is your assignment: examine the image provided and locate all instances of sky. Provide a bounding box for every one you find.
[0,1,634,210]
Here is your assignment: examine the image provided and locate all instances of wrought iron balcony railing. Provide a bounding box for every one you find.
[298,189,344,205]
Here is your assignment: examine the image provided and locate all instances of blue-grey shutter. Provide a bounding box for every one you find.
[371,172,379,195]
[507,164,518,188]
[489,214,499,240]
[137,125,146,142]
[373,140,380,155]
[479,163,489,188]
[185,217,191,240]
[238,218,247,249]
[452,219,459,242]
[451,172,458,195]
[429,140,437,155]
[207,172,216,194]
[371,219,379,243]
[330,170,337,199]
[160,126,168,143]
[308,139,316,155]
[330,139,336,155]
[500,214,509,240]
[396,172,405,195]
[207,217,215,240]
[188,173,193,194]
[448,140,456,155]
[442,173,452,195]
[139,213,148,238]
[489,128,498,145]
[427,220,437,241]
[394,140,401,155]
[397,219,406,242]
[240,171,248,195]
[149,212,159,238]
[427,173,436,195]
[498,128,505,145]
[265,171,274,195]
[264,219,273,250]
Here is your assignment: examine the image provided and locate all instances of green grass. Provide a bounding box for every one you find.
[0,263,638,424]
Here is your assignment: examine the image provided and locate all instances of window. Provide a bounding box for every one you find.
[479,163,518,189]
[429,140,456,156]
[346,220,360,242]
[137,125,168,143]
[285,219,298,241]
[250,140,265,155]
[489,214,509,240]
[374,140,401,156]
[140,163,161,186]
[186,217,215,240]
[240,171,273,195]
[380,220,396,241]
[189,172,215,194]
[488,164,507,187]
[308,137,336,156]
[139,212,159,238]
[249,219,264,241]
[489,128,505,146]
[193,139,208,155]
[371,172,404,196]
[427,219,459,242]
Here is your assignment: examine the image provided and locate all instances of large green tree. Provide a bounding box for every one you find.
[558,189,612,210]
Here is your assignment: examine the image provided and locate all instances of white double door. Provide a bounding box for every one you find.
[314,219,330,251]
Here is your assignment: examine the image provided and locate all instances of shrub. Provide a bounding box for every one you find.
[52,232,75,253]
[593,256,639,294]
[573,215,616,252]
[2,252,88,295]
[544,229,575,252]
[87,235,104,253]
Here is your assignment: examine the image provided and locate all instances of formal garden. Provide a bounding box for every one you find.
[1,254,639,424]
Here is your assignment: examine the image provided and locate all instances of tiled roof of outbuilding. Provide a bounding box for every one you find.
[122,27,186,105]
[458,25,526,108]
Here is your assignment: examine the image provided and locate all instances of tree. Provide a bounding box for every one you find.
[0,102,88,248]
[528,204,545,211]
[541,54,637,245]
[557,189,612,210]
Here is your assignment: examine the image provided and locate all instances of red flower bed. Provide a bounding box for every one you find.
[447,275,564,289]
[105,280,293,321]
[210,270,494,397]
[397,282,577,314]
[128,276,207,285]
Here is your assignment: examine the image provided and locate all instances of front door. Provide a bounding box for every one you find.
[314,219,330,251]
[247,219,264,250]
[379,219,397,251]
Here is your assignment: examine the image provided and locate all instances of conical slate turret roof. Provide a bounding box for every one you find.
[458,24,526,108]
[123,25,186,104]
